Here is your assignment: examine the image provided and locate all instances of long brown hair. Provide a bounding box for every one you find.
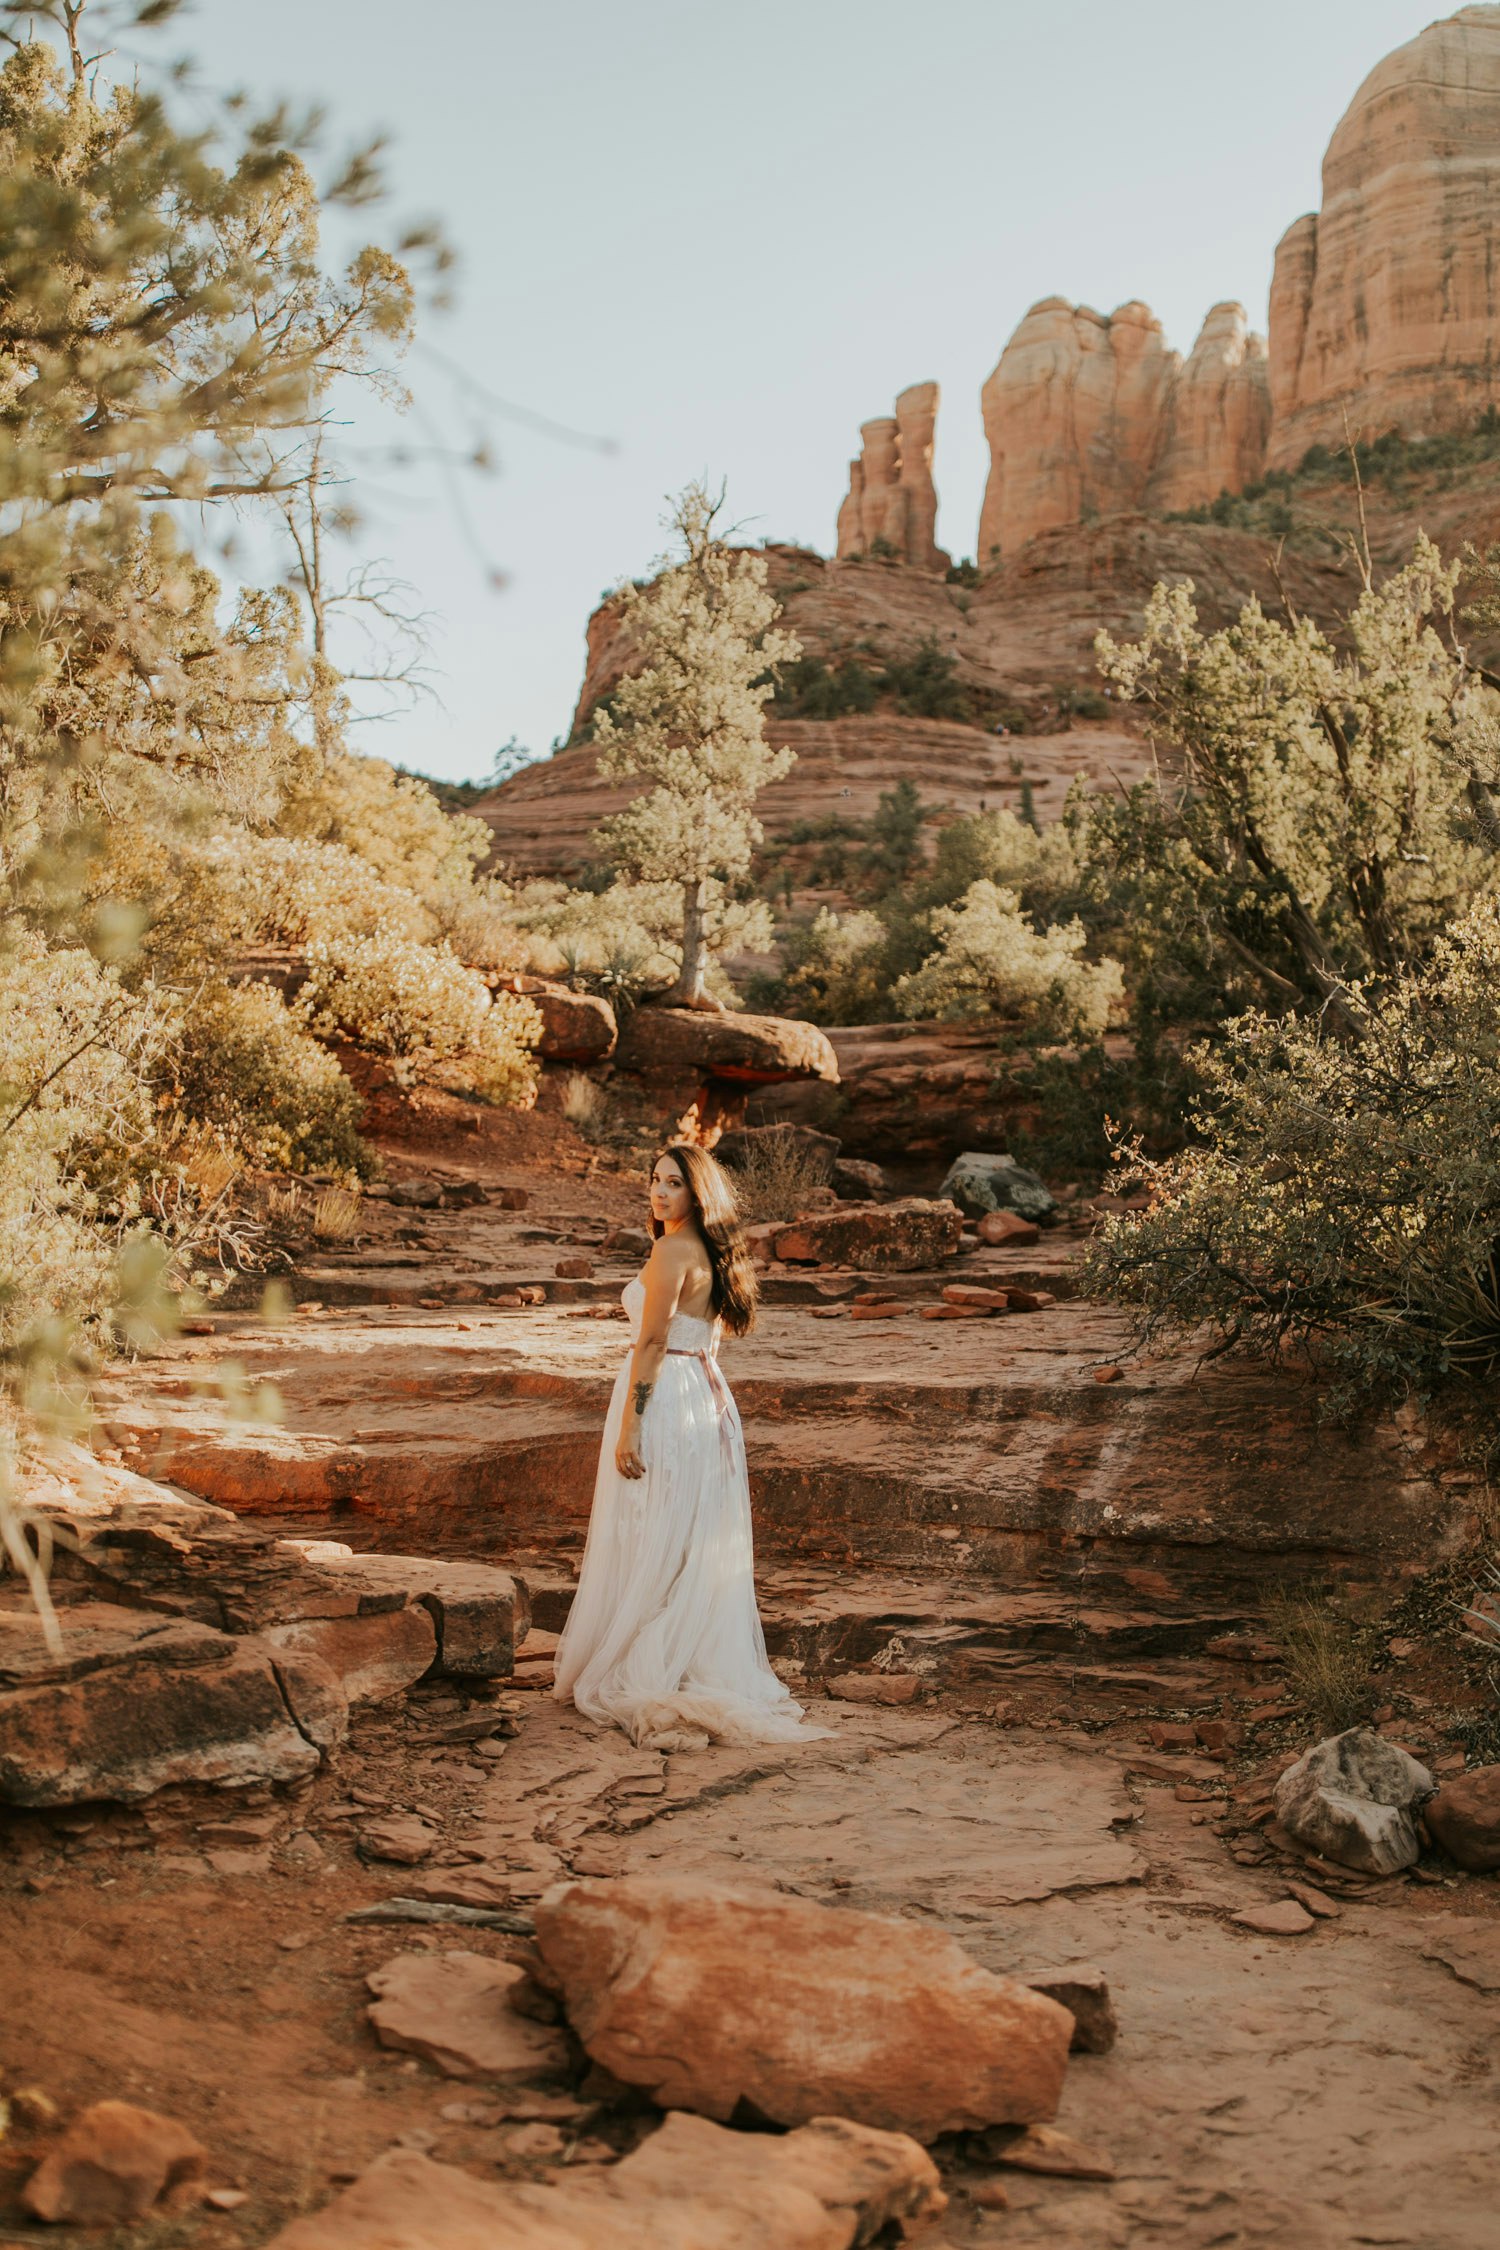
[650,1141,759,1336]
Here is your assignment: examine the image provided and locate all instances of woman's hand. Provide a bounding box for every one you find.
[615,1425,646,1479]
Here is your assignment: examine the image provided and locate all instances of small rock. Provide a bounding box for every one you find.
[1144,1723,1198,1750]
[357,1814,438,1867]
[1195,1719,1245,1752]
[972,2178,1011,2209]
[1092,1364,1124,1383]
[941,1285,1011,1312]
[939,1152,1056,1223]
[366,1951,570,2081]
[1231,1899,1316,1936]
[601,1225,652,1259]
[826,1671,921,1705]
[205,1848,273,1879]
[833,1157,888,1200]
[555,1256,594,1280]
[206,2187,249,2211]
[498,2121,565,2161]
[1019,1965,1117,2054]
[22,2101,207,2224]
[975,1208,1040,1246]
[1424,1763,1500,1873]
[1274,1726,1434,1875]
[388,1180,443,1209]
[494,1186,529,1210]
[848,1301,911,1320]
[8,2087,58,2128]
[1005,1288,1055,1313]
[981,2123,1116,2180]
[1284,1882,1341,1920]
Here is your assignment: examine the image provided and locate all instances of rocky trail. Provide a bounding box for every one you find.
[4,1135,1499,2247]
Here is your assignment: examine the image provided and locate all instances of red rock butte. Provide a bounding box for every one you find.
[832,6,1500,563]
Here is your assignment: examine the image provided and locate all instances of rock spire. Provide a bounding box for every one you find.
[835,382,950,572]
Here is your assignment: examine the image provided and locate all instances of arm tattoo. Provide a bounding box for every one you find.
[632,1379,653,1417]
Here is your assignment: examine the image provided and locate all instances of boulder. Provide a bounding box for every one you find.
[1424,1764,1500,1873]
[264,1605,436,1705]
[365,1951,570,2082]
[833,1157,887,1200]
[22,2101,207,2224]
[1274,1726,1435,1875]
[715,1123,841,1184]
[616,1007,839,1090]
[387,1179,443,1209]
[286,1551,529,1681]
[939,1152,1055,1223]
[532,1874,1073,2139]
[0,1603,329,1806]
[263,2113,944,2249]
[495,975,617,1063]
[772,1198,964,1274]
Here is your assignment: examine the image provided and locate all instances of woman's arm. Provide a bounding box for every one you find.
[615,1239,684,1479]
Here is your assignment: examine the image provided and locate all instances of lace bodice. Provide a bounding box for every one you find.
[621,1274,720,1353]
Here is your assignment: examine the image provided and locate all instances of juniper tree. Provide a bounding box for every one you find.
[591,483,800,1009]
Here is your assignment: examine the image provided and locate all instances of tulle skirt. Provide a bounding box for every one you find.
[553,1349,824,1750]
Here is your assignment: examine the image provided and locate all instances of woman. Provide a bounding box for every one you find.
[553,1140,823,1751]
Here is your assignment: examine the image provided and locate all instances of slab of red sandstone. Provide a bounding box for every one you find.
[492,975,617,1062]
[616,1005,838,1088]
[365,1951,570,2081]
[773,1198,963,1273]
[264,2113,944,2249]
[532,1874,1073,2137]
[0,1602,335,1806]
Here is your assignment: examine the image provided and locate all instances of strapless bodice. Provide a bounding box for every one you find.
[621,1274,720,1353]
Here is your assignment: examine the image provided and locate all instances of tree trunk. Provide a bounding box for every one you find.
[666,877,718,1010]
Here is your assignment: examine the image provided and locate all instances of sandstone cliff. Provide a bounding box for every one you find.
[975,298,1271,557]
[861,10,1500,558]
[1269,5,1500,468]
[835,382,950,571]
[1149,303,1271,515]
[978,299,1179,562]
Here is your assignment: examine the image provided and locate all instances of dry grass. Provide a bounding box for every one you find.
[1263,1586,1379,1734]
[726,1135,835,1226]
[310,1186,362,1241]
[561,1072,608,1140]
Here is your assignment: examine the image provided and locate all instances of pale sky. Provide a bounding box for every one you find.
[181,0,1440,780]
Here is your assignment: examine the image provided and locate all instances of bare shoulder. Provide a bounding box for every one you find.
[648,1231,698,1273]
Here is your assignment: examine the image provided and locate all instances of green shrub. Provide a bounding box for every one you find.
[881,638,973,722]
[297,933,541,1105]
[891,879,1124,1036]
[0,934,170,1369]
[1084,892,1500,1405]
[172,981,367,1177]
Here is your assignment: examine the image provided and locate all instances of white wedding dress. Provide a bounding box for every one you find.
[553,1277,824,1749]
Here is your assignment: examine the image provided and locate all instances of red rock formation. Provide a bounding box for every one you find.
[836,382,949,570]
[1149,302,1271,513]
[978,299,1179,561]
[1267,6,1500,467]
